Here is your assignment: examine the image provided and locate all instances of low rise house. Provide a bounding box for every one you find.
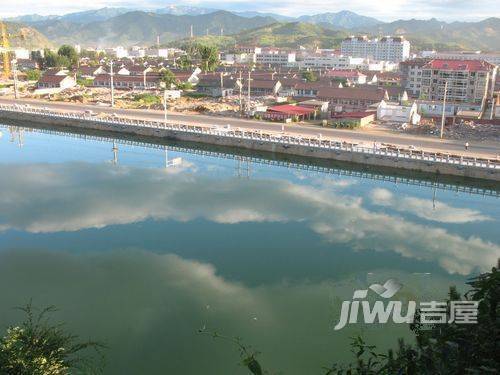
[196,76,235,97]
[330,111,376,127]
[78,65,107,78]
[93,74,160,90]
[37,74,76,89]
[239,79,282,96]
[317,87,387,112]
[377,100,420,124]
[263,104,316,121]
[325,70,367,85]
[16,59,39,71]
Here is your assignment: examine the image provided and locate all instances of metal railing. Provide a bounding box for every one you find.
[1,103,498,170]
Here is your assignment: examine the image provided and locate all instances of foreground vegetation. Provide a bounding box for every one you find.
[0,303,104,374]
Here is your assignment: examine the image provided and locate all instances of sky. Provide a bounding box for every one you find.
[0,0,498,22]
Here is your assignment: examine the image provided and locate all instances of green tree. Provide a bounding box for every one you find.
[197,44,219,72]
[42,49,59,68]
[57,45,79,67]
[25,69,41,81]
[178,56,192,70]
[302,70,318,82]
[0,303,105,374]
[159,68,177,88]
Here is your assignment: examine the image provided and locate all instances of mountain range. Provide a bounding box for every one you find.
[3,6,500,51]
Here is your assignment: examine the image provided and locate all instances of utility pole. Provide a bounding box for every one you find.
[109,60,115,108]
[440,80,448,139]
[247,70,251,112]
[220,72,223,96]
[239,70,242,113]
[163,89,168,125]
[12,59,18,99]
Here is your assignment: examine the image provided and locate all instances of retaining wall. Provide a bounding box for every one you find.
[1,110,499,181]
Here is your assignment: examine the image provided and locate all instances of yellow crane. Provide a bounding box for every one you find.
[0,22,10,79]
[1,21,28,79]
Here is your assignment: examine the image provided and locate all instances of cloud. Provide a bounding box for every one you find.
[370,188,492,223]
[0,162,497,275]
[0,248,463,374]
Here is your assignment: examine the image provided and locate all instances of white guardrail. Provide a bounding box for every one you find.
[1,103,499,170]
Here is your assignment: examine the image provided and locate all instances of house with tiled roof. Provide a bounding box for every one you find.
[317,87,387,112]
[37,73,76,89]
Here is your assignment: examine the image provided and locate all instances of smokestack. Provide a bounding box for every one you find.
[190,25,193,38]
[157,35,160,49]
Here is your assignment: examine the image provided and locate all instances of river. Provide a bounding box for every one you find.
[0,124,498,374]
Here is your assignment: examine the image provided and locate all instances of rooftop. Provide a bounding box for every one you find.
[424,59,495,72]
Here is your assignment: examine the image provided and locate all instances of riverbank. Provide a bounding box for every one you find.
[0,104,499,181]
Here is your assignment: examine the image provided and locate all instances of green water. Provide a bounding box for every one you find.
[0,124,498,374]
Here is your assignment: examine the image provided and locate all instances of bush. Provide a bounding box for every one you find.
[132,93,161,106]
[0,303,105,374]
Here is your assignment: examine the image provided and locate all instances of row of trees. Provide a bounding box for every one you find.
[38,45,79,69]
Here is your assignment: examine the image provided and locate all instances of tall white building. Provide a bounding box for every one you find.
[341,36,410,62]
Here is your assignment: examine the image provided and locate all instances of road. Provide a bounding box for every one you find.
[1,97,499,158]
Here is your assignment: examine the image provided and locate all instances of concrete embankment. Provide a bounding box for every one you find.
[1,109,499,181]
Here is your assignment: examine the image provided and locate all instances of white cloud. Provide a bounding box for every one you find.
[0,162,498,275]
[370,188,492,223]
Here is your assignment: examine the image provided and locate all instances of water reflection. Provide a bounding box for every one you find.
[0,126,499,374]
[0,162,497,275]
[0,248,466,374]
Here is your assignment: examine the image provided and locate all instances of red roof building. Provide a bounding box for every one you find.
[264,104,316,121]
[421,59,497,104]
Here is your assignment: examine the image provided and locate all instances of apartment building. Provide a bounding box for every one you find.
[399,58,430,97]
[420,59,497,104]
[341,36,410,62]
[256,50,296,66]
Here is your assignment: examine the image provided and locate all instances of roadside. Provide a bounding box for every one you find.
[1,97,499,159]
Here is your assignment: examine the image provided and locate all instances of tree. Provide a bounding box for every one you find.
[0,302,105,374]
[302,70,318,82]
[25,69,41,81]
[42,49,59,68]
[197,44,219,72]
[178,56,192,70]
[57,45,78,67]
[159,69,177,88]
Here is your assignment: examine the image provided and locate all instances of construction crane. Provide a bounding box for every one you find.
[0,21,27,79]
[0,22,10,79]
